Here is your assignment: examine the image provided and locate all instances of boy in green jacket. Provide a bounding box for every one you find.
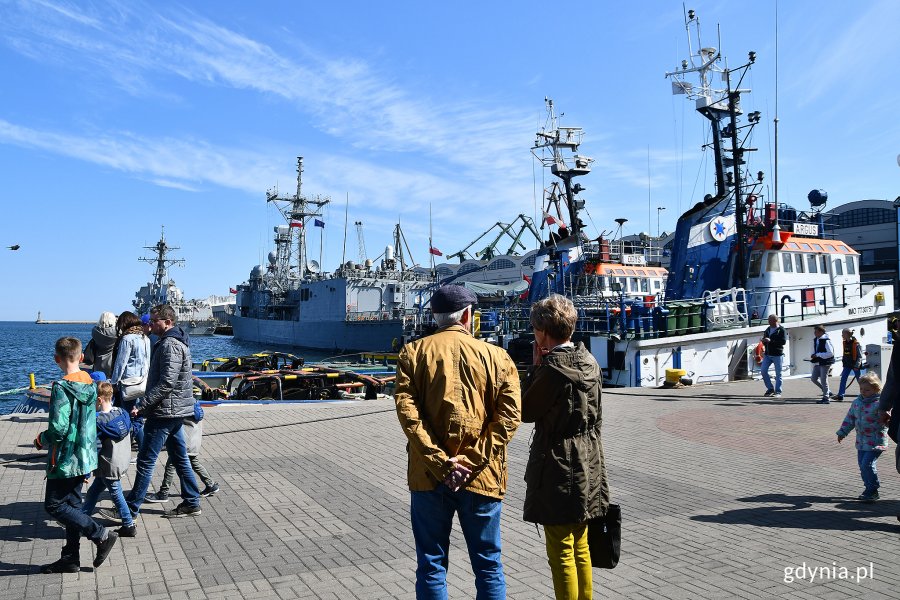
[34,337,119,573]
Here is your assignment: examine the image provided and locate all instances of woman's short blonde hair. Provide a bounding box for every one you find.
[858,372,882,391]
[530,294,577,341]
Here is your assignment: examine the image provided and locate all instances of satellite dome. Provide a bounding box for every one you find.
[250,265,264,279]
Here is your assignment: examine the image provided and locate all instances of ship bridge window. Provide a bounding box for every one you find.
[820,255,829,273]
[748,252,763,278]
[782,253,793,273]
[488,259,515,270]
[653,279,662,291]
[640,279,649,293]
[523,254,537,267]
[765,252,780,273]
[794,254,805,273]
[846,255,856,275]
[833,258,843,276]
[458,263,481,275]
[800,243,812,251]
[807,254,818,273]
[812,243,824,252]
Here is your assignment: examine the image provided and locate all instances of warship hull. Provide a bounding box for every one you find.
[230,314,405,352]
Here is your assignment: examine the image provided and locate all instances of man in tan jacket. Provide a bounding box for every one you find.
[395,285,521,600]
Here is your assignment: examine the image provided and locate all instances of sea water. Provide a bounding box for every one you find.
[0,321,334,414]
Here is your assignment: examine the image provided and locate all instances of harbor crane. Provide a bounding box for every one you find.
[445,215,542,262]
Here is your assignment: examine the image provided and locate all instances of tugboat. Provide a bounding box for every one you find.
[133,229,222,336]
[418,11,893,389]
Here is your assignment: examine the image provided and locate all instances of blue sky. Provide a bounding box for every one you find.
[1,0,898,321]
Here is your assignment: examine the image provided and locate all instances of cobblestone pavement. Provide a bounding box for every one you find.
[1,375,898,599]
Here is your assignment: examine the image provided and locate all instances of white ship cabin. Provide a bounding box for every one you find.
[584,262,668,299]
[746,232,862,319]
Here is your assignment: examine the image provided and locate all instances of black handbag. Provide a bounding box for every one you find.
[588,504,621,569]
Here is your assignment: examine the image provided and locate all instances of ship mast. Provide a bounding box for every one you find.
[532,98,593,243]
[138,226,184,306]
[266,157,330,280]
[665,9,762,290]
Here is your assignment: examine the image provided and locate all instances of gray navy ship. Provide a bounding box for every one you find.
[230,157,433,352]
[133,230,221,336]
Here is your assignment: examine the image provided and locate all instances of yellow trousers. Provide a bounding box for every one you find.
[544,523,593,599]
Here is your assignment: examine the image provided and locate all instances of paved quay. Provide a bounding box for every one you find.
[1,375,899,599]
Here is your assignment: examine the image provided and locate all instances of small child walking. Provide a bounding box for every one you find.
[836,372,889,502]
[145,400,220,503]
[82,381,137,536]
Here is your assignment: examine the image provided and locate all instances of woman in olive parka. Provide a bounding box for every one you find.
[523,294,609,600]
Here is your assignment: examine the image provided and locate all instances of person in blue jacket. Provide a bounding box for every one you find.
[82,380,136,536]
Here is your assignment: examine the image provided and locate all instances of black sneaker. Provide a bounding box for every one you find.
[833,395,844,402]
[40,558,80,574]
[858,490,880,502]
[116,524,137,537]
[163,502,201,519]
[144,491,170,503]
[763,390,774,397]
[93,532,118,568]
[200,483,220,497]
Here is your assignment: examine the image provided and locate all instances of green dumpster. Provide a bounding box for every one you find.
[668,302,687,335]
[685,300,703,334]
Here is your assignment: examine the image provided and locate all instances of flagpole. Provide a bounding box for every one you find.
[341,193,349,270]
[429,204,434,272]
[319,216,323,271]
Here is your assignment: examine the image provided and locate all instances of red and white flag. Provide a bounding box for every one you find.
[543,211,565,228]
[429,246,443,256]
[290,219,304,228]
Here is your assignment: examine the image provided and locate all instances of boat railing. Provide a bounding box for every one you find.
[745,279,891,325]
[480,278,892,343]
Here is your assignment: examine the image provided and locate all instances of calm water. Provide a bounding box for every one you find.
[0,322,334,414]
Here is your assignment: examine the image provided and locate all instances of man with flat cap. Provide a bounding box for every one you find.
[395,284,521,599]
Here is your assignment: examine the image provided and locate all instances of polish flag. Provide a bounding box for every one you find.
[229,287,237,294]
[290,219,303,228]
[429,247,443,256]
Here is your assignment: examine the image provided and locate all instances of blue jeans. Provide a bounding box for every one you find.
[44,476,106,563]
[858,449,883,493]
[410,486,505,600]
[837,367,862,397]
[82,476,134,527]
[760,354,783,394]
[811,364,831,400]
[126,418,200,515]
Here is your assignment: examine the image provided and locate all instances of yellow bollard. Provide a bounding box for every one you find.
[29,373,36,390]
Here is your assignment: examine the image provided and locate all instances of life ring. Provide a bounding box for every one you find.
[754,341,764,365]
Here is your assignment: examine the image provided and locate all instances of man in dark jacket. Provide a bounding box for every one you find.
[124,304,202,519]
[760,314,787,398]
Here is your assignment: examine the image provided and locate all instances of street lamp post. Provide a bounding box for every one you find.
[656,206,666,239]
